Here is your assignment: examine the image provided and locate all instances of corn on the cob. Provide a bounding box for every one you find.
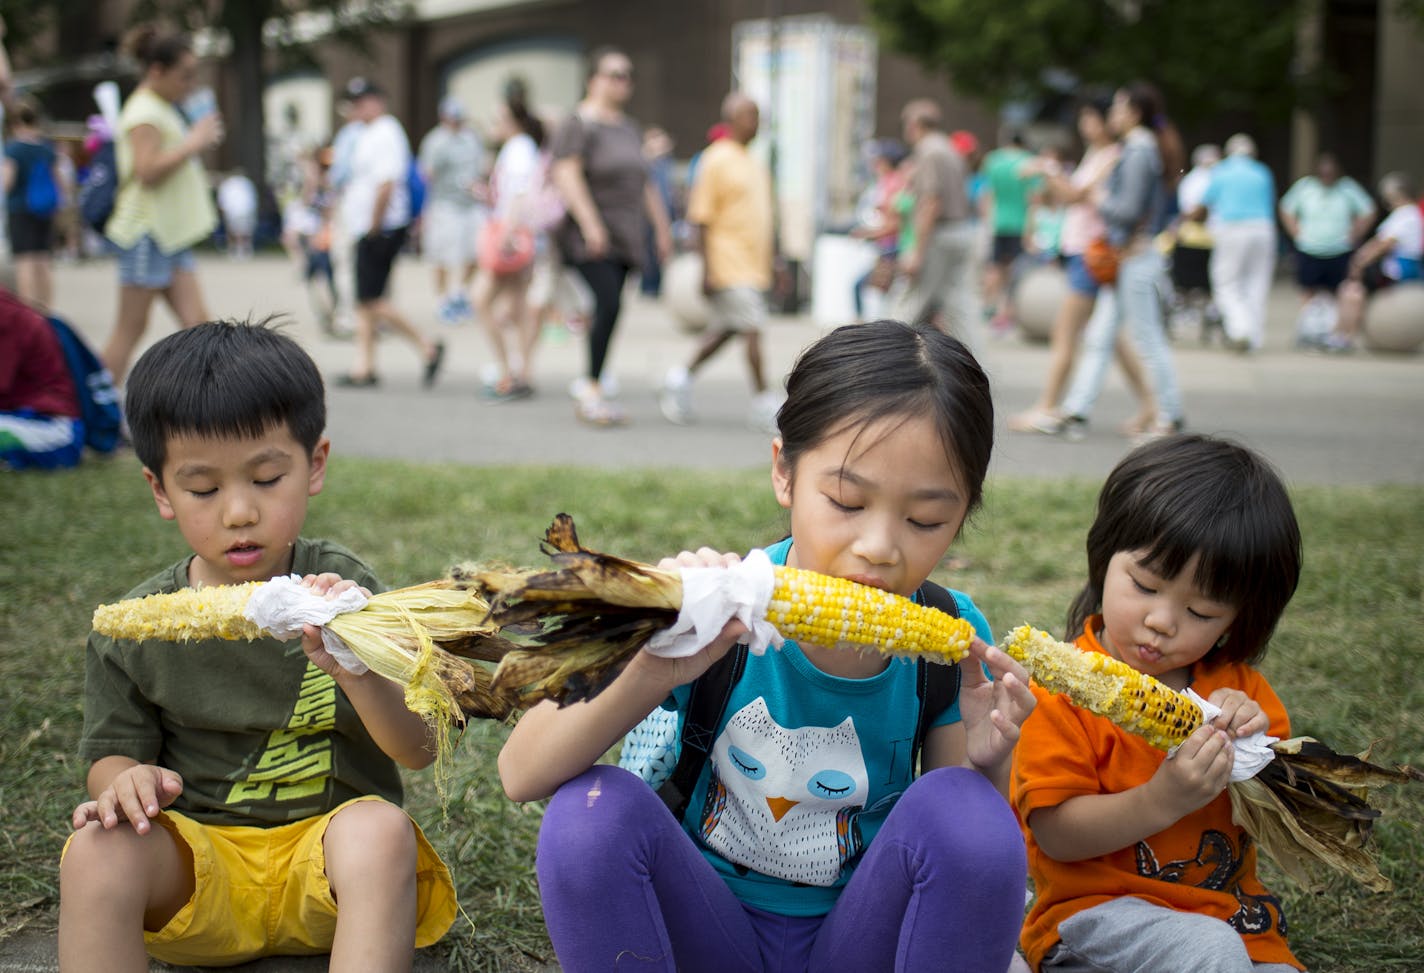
[1000,623,1202,750]
[91,581,510,721]
[92,583,267,642]
[764,565,974,663]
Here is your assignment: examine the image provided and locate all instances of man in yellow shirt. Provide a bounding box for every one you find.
[659,92,780,434]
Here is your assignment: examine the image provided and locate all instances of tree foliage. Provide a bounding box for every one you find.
[865,0,1304,124]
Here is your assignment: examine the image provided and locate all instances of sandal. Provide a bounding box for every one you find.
[482,377,535,403]
[1118,413,1156,437]
[575,398,627,427]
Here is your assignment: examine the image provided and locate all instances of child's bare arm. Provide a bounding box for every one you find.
[1028,723,1236,861]
[499,548,747,803]
[74,755,183,834]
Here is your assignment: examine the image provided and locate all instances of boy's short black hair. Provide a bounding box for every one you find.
[1068,434,1302,667]
[126,317,326,476]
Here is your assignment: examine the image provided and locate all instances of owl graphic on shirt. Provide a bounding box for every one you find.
[698,696,868,886]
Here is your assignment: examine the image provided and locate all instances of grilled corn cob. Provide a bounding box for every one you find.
[765,566,975,662]
[91,580,512,721]
[92,583,267,642]
[1001,623,1202,749]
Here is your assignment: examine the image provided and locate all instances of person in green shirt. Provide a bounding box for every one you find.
[981,133,1041,335]
[59,319,456,970]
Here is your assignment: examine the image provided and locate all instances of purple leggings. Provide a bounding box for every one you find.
[536,765,1026,972]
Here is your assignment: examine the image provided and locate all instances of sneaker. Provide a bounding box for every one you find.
[659,368,693,425]
[437,296,462,325]
[575,396,628,427]
[1061,415,1089,443]
[1007,409,1064,435]
[1322,333,1355,355]
[568,375,620,401]
[568,376,596,401]
[748,391,783,435]
[1130,416,1185,448]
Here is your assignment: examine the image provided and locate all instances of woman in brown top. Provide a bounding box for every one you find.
[550,46,672,426]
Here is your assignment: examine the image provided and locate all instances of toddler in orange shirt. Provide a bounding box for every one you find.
[1013,434,1307,972]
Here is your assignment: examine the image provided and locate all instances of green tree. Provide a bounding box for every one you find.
[865,0,1303,124]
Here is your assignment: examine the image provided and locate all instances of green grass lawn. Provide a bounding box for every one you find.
[2,456,1421,970]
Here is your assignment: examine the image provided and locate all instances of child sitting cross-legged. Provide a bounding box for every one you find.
[58,318,456,971]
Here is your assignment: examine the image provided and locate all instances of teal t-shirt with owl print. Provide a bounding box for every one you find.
[670,537,992,917]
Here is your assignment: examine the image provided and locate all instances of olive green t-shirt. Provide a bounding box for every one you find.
[80,538,403,827]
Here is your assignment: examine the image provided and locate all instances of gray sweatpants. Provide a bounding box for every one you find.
[1042,897,1303,973]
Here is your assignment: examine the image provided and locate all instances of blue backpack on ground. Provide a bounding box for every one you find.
[47,315,123,453]
[78,139,117,234]
[24,151,59,217]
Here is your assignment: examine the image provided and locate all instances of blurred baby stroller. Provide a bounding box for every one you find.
[1165,218,1224,344]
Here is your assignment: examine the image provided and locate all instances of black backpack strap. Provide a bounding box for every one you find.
[657,583,963,815]
[912,582,963,774]
[656,643,749,819]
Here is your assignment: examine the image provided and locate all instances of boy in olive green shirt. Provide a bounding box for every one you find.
[59,319,456,970]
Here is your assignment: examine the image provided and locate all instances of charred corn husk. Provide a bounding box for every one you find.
[1002,622,1424,892]
[1000,623,1201,749]
[765,566,975,662]
[470,514,975,708]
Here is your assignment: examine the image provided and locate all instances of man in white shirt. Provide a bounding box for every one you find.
[336,77,444,389]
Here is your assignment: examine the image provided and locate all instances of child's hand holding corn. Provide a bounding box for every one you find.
[1204,688,1269,738]
[1152,722,1236,818]
[295,573,373,680]
[956,637,1037,782]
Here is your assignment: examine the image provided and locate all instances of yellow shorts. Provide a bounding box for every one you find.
[65,795,457,966]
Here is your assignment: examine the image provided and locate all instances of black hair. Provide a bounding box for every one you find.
[126,25,193,72]
[504,76,546,147]
[586,46,630,83]
[1119,80,1185,189]
[775,319,994,520]
[9,96,41,129]
[1074,94,1111,123]
[1067,434,1301,667]
[126,317,326,477]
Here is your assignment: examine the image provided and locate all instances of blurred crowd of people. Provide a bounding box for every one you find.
[841,84,1424,447]
[5,14,1422,456]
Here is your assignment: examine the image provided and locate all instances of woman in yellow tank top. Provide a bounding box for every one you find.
[100,26,222,384]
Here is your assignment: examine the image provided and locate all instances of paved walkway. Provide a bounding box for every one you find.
[6,252,1422,968]
[49,252,1424,487]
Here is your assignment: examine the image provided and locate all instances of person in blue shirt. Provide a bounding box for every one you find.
[500,319,1035,972]
[2,97,59,308]
[1194,133,1277,352]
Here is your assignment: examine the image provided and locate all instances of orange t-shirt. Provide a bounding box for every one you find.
[1011,617,1302,971]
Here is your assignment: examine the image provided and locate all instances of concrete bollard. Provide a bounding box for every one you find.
[1363,283,1424,354]
[663,251,712,334]
[1015,261,1068,343]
